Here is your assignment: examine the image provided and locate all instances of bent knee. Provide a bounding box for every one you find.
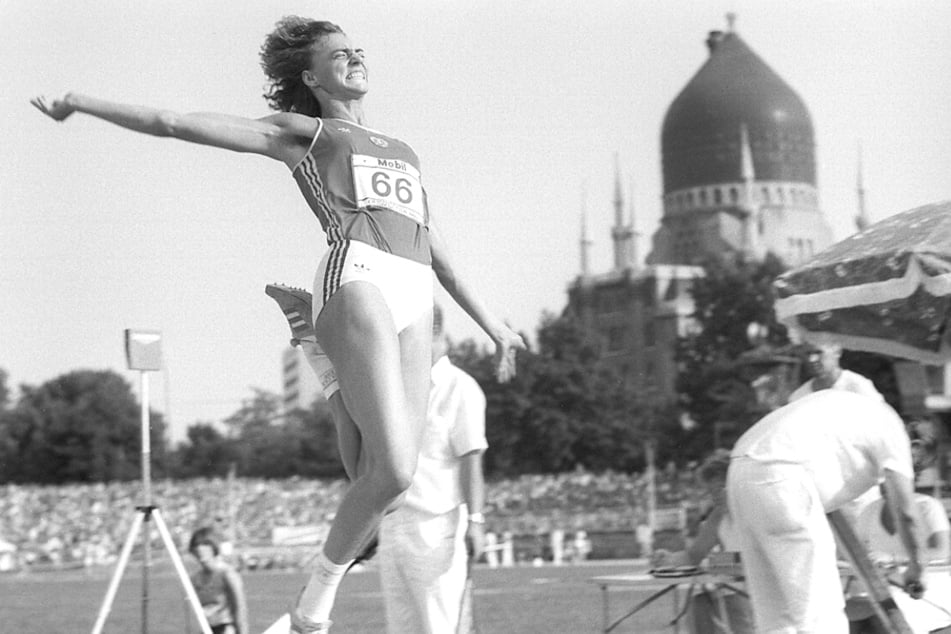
[360,459,415,503]
[385,490,409,515]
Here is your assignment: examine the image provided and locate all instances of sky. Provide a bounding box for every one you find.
[2,1,950,442]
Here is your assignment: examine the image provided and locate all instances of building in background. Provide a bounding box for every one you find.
[567,17,836,398]
[279,347,321,413]
[567,18,951,487]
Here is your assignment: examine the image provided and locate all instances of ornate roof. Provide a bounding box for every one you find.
[661,30,816,193]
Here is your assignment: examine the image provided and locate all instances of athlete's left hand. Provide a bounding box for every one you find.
[492,325,525,383]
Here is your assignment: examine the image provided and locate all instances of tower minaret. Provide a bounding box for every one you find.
[855,142,871,232]
[739,123,760,258]
[611,155,636,271]
[579,186,593,280]
[628,176,641,270]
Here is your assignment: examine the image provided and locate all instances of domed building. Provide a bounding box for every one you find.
[567,19,836,396]
[649,22,834,266]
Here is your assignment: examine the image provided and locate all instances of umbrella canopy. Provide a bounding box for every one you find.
[773,200,951,364]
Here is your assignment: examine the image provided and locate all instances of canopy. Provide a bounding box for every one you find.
[774,200,951,364]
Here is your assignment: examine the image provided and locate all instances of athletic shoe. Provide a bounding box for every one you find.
[265,283,315,347]
[289,612,332,634]
[288,587,333,633]
[260,613,331,634]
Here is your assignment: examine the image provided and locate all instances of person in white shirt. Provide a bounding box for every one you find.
[727,390,925,633]
[788,343,883,402]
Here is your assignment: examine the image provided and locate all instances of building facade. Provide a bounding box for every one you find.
[280,346,322,413]
[567,19,835,397]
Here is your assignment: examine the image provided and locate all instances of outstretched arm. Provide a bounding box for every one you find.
[429,219,525,382]
[31,92,315,167]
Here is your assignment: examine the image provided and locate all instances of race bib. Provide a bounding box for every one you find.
[352,155,426,224]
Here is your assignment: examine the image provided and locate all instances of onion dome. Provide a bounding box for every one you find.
[661,28,815,193]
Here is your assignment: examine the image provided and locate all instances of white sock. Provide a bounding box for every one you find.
[298,550,352,622]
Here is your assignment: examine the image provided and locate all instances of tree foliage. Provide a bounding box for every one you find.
[453,312,681,477]
[171,389,346,479]
[0,369,167,483]
[675,253,790,451]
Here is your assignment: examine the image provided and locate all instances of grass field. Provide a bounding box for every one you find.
[0,559,678,633]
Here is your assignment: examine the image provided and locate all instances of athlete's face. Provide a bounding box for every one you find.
[304,32,368,100]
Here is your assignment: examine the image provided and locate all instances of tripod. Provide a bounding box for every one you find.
[90,367,213,634]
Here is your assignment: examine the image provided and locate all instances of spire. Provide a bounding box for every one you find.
[739,123,760,258]
[580,185,592,279]
[726,12,737,33]
[628,176,640,270]
[740,123,755,182]
[611,156,636,272]
[613,153,625,228]
[855,142,870,232]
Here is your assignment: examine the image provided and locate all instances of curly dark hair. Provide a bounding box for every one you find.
[259,16,343,116]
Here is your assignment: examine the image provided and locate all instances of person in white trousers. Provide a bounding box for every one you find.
[727,390,924,633]
[378,304,487,634]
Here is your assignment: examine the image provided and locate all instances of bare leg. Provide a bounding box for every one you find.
[296,281,432,622]
[326,392,365,481]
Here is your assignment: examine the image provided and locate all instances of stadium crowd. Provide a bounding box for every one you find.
[0,465,704,572]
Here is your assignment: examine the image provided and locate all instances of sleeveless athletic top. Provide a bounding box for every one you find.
[292,118,432,265]
[191,566,236,627]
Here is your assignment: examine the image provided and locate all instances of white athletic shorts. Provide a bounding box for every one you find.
[308,239,433,398]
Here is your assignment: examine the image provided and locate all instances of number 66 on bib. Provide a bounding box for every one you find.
[352,154,427,225]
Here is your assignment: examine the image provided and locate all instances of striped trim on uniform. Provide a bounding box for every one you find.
[322,240,350,305]
[283,308,309,337]
[298,153,343,244]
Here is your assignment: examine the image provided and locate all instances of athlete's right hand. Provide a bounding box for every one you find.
[492,325,525,383]
[30,94,75,122]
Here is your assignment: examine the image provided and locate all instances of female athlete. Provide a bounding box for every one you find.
[33,16,524,633]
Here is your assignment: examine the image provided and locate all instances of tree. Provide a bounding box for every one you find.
[0,368,10,410]
[0,369,167,483]
[171,422,240,478]
[452,312,680,476]
[170,387,346,479]
[675,253,790,453]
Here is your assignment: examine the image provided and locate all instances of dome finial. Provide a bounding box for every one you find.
[726,12,737,33]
